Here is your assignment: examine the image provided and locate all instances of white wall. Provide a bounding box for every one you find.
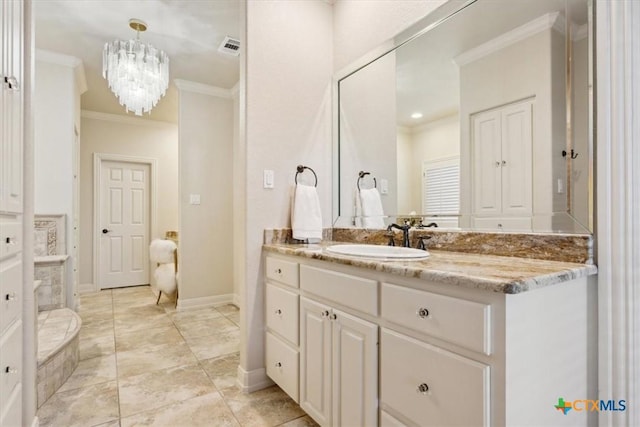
[339,51,397,222]
[333,0,446,73]
[239,0,333,391]
[35,52,84,307]
[176,83,234,304]
[396,127,412,213]
[79,113,178,287]
[571,36,590,229]
[237,0,446,392]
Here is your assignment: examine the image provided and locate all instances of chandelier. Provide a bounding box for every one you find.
[102,19,169,116]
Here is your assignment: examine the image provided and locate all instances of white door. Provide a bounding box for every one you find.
[98,160,150,288]
[472,109,502,216]
[500,100,532,215]
[300,297,332,426]
[331,308,378,427]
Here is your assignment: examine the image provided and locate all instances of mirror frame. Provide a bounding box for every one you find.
[332,0,594,234]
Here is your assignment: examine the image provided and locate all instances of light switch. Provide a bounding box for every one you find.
[380,179,389,194]
[264,170,274,189]
[189,194,201,205]
[557,179,564,194]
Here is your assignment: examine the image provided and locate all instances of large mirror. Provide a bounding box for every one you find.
[336,0,593,233]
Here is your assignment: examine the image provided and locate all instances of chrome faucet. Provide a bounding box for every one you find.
[387,223,411,248]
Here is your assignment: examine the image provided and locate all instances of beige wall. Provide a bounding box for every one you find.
[177,88,234,303]
[79,113,178,286]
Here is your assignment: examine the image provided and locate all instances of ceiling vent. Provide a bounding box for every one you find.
[218,36,240,56]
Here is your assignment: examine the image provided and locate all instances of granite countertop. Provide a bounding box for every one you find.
[263,241,597,294]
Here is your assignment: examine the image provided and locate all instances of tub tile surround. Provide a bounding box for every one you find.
[265,227,593,264]
[36,308,82,408]
[34,214,69,310]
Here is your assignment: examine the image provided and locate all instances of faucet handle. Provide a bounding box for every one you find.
[416,236,431,250]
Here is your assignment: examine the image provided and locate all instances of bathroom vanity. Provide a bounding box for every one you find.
[263,243,597,427]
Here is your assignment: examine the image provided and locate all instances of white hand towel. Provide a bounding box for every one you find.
[292,184,323,242]
[154,263,177,294]
[149,239,177,264]
[359,188,385,229]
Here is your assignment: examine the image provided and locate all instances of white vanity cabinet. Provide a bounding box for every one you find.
[265,257,300,402]
[264,251,596,427]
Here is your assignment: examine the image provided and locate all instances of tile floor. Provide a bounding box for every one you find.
[37,286,317,427]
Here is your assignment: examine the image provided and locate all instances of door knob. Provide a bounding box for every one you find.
[102,229,110,234]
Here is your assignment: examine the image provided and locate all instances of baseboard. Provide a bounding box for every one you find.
[78,283,97,294]
[236,365,274,393]
[232,293,240,307]
[176,293,234,311]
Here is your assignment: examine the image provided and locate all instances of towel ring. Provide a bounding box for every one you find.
[295,165,318,187]
[357,171,377,191]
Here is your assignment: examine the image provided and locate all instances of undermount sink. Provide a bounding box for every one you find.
[325,244,429,260]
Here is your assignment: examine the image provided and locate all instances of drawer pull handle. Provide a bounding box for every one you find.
[6,237,15,244]
[321,310,330,318]
[5,366,18,374]
[5,293,17,301]
[275,362,282,368]
[275,268,282,274]
[416,308,430,318]
[417,383,429,394]
[275,309,282,316]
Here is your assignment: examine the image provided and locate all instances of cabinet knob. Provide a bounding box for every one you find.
[502,160,507,166]
[417,383,430,394]
[5,293,17,301]
[275,362,282,368]
[5,236,15,245]
[416,308,429,318]
[330,313,337,320]
[275,268,282,274]
[274,309,282,316]
[5,366,18,374]
[495,161,500,167]
[321,310,330,318]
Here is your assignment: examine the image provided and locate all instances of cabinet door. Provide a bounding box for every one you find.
[500,100,532,215]
[472,109,502,215]
[1,0,23,214]
[331,309,378,427]
[300,297,332,426]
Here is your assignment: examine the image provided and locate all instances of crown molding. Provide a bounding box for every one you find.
[454,12,562,67]
[81,110,177,128]
[36,49,87,94]
[173,79,233,99]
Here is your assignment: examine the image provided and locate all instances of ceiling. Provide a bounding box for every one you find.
[34,0,241,123]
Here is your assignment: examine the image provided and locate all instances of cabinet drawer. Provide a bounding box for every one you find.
[266,257,299,288]
[0,221,21,260]
[300,265,377,316]
[381,282,491,354]
[472,217,532,231]
[0,384,22,427]
[381,329,490,427]
[0,260,22,334]
[266,283,299,345]
[266,332,299,403]
[0,322,22,412]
